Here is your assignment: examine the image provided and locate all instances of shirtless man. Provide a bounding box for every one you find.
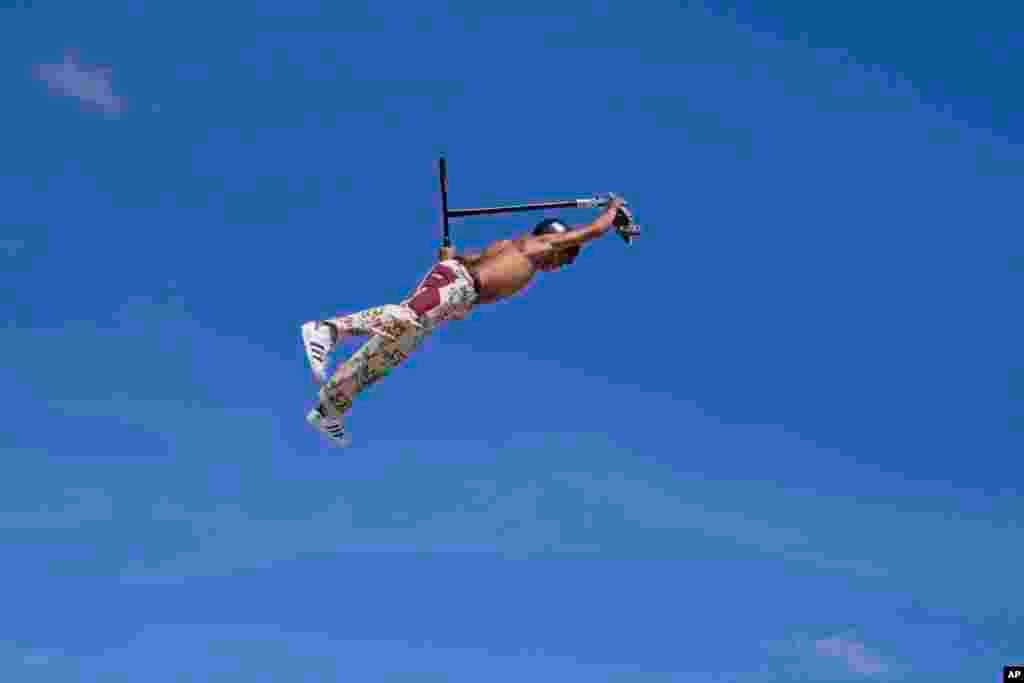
[301,196,633,447]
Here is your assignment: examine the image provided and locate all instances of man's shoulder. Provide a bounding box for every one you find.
[481,235,545,257]
[484,238,517,253]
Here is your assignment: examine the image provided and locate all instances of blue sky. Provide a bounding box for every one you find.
[2,1,1021,680]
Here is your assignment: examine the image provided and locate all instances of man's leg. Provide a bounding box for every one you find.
[303,304,423,383]
[318,336,395,416]
[307,307,428,446]
[325,305,421,341]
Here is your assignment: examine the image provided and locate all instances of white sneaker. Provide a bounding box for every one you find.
[301,321,337,384]
[306,404,353,448]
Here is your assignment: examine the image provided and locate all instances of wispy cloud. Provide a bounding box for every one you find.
[0,625,704,682]
[5,299,1023,624]
[113,435,892,583]
[33,49,126,116]
[0,486,113,530]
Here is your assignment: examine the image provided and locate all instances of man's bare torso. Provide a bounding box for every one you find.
[463,238,541,304]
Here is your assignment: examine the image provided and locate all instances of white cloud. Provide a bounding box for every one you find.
[33,49,126,116]
[815,636,886,676]
[764,633,897,681]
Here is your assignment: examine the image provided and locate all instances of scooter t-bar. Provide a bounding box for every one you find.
[438,157,638,246]
[447,196,608,218]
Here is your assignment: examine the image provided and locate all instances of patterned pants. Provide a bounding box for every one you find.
[318,260,478,417]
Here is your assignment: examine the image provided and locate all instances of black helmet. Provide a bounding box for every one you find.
[532,218,580,265]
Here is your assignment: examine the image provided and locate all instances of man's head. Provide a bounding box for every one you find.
[532,218,579,271]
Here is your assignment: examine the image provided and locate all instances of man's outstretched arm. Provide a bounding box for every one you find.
[541,198,626,250]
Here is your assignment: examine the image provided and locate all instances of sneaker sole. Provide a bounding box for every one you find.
[301,322,329,384]
[306,407,353,448]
